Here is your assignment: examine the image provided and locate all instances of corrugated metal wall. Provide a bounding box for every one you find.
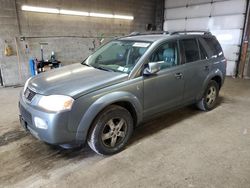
[164,0,247,76]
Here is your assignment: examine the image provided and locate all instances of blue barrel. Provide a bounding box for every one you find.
[29,59,36,76]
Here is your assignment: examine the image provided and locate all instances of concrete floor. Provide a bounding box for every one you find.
[0,78,250,188]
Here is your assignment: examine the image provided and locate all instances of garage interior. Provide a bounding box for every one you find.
[0,0,250,187]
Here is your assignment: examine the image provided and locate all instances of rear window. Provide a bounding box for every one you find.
[203,37,223,58]
[182,39,200,63]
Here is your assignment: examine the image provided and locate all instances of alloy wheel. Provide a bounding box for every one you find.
[101,118,127,148]
[206,86,217,107]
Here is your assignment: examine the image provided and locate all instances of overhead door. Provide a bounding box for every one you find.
[164,0,247,76]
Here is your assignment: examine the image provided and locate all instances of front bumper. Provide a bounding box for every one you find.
[19,92,76,145]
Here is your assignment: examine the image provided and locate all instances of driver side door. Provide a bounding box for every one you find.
[143,40,185,118]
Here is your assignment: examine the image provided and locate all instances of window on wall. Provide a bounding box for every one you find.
[149,41,179,69]
[182,39,200,63]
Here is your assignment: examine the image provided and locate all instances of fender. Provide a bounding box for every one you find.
[75,91,143,143]
[197,67,224,100]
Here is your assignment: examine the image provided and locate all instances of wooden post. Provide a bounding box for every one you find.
[238,0,250,78]
[238,41,248,78]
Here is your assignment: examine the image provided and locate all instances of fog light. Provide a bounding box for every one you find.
[34,117,48,129]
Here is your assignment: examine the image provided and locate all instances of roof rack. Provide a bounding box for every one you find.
[170,30,212,35]
[127,30,212,37]
[128,31,169,36]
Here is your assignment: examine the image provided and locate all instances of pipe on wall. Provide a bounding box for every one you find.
[14,0,21,35]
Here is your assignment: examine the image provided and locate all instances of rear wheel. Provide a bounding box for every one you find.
[88,105,133,155]
[197,80,219,111]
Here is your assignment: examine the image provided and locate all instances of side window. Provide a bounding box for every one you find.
[149,41,179,70]
[182,39,200,63]
[199,41,209,60]
[203,37,223,58]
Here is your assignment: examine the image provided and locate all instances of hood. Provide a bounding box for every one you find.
[28,63,128,98]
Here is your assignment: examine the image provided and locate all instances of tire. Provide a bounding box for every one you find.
[87,105,134,155]
[196,80,219,111]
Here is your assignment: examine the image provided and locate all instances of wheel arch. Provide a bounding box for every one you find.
[75,91,143,143]
[211,75,222,89]
[112,101,138,127]
[197,69,224,100]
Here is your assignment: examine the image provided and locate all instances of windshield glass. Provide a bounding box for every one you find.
[82,40,151,73]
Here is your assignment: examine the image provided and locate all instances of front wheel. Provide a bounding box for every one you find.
[88,105,134,155]
[197,80,219,111]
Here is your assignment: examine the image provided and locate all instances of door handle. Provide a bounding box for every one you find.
[175,72,183,79]
[204,65,209,71]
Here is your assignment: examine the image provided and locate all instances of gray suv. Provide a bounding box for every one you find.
[19,31,226,155]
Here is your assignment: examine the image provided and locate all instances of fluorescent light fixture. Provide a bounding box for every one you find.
[60,9,89,16]
[89,12,114,18]
[89,13,134,20]
[21,5,59,14]
[21,5,134,20]
[114,15,134,20]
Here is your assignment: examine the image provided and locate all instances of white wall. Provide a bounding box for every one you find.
[164,0,247,76]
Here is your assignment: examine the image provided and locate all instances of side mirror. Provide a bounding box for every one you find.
[143,61,162,75]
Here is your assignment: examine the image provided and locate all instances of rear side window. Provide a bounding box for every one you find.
[203,37,223,58]
[199,41,208,60]
[182,39,200,63]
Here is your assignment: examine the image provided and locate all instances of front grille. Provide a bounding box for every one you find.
[19,103,32,125]
[24,88,36,102]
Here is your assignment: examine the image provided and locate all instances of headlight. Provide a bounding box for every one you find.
[38,95,74,112]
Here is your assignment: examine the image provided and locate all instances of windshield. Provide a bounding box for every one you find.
[82,40,151,73]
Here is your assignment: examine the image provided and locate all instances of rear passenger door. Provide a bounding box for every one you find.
[180,37,211,103]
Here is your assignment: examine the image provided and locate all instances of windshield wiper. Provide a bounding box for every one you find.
[93,66,114,72]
